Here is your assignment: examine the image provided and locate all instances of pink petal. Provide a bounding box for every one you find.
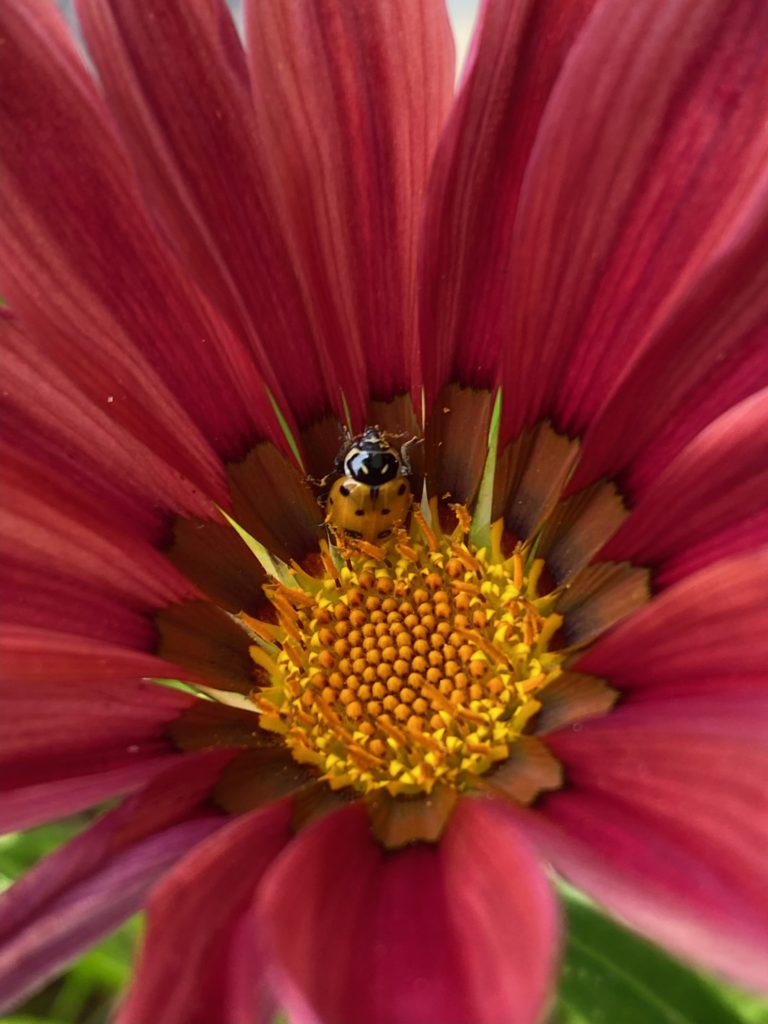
[0,752,232,1013]
[245,0,454,411]
[116,802,293,1024]
[0,625,187,686]
[420,0,596,406]
[4,454,201,611]
[1,320,228,531]
[534,710,768,988]
[0,0,285,460]
[0,634,197,830]
[498,0,768,445]
[258,799,559,1024]
[75,0,339,427]
[597,388,768,586]
[573,548,768,692]
[570,228,768,494]
[4,557,160,650]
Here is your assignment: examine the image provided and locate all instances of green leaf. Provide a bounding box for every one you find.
[553,887,748,1024]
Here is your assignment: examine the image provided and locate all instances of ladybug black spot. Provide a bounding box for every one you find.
[354,509,365,517]
[339,484,351,497]
[382,508,391,516]
[397,482,406,495]
[378,529,392,539]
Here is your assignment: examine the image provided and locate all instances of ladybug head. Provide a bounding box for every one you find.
[343,428,400,485]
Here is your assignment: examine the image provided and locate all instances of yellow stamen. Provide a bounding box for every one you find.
[244,507,566,797]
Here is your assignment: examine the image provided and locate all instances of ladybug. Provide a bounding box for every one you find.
[323,427,415,544]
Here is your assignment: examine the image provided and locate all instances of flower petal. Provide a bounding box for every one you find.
[0,752,231,1014]
[419,0,597,406]
[258,799,558,1024]
[570,222,768,494]
[1,320,227,528]
[573,548,768,693]
[597,389,768,586]
[498,0,768,444]
[245,0,454,412]
[0,631,195,831]
[537,705,768,989]
[77,0,358,426]
[115,802,293,1024]
[0,0,284,460]
[3,453,201,611]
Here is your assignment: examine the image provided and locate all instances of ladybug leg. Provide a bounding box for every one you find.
[399,435,423,475]
[304,471,335,488]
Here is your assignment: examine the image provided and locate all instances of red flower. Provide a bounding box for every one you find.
[2,0,767,1022]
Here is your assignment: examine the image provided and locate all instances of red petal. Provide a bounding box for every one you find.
[573,548,768,692]
[0,626,176,684]
[258,799,558,1024]
[116,802,293,1024]
[4,558,160,650]
[4,454,201,610]
[0,752,231,1013]
[419,0,597,406]
[497,0,768,444]
[76,0,338,427]
[570,230,768,494]
[598,389,768,585]
[0,629,196,831]
[0,0,284,459]
[245,0,454,411]
[536,711,768,988]
[1,320,228,528]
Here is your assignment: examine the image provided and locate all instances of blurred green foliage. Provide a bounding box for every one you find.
[2,819,767,1023]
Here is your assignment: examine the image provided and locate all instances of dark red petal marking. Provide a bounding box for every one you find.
[115,803,293,1024]
[246,0,454,414]
[534,672,617,733]
[498,0,768,445]
[492,422,580,541]
[423,385,494,506]
[155,601,257,695]
[555,561,650,646]
[0,0,284,461]
[167,517,267,615]
[228,443,323,564]
[364,783,458,848]
[258,799,558,1024]
[419,0,597,406]
[213,749,317,816]
[0,752,232,1013]
[535,481,629,584]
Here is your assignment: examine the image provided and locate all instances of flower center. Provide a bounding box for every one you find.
[245,509,565,797]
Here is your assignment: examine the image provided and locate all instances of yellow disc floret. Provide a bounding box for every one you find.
[244,509,565,797]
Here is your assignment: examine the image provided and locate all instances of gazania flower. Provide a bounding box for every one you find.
[2,0,767,1021]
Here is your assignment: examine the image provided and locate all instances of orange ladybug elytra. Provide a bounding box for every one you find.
[323,427,415,544]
